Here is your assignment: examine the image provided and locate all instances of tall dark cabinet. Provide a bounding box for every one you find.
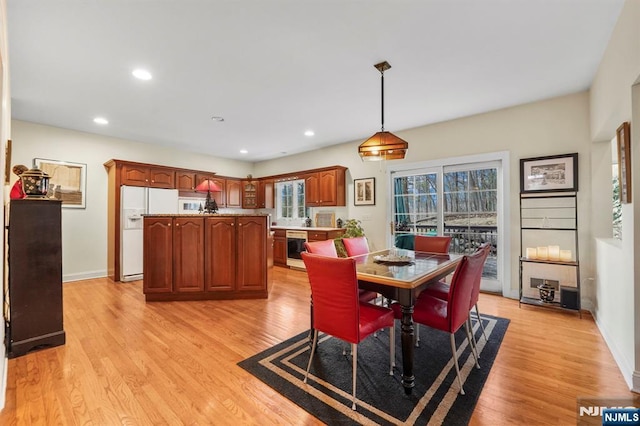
[7,199,65,358]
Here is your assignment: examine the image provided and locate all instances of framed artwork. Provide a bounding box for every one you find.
[520,153,578,193]
[4,139,11,184]
[34,158,87,208]
[616,122,631,203]
[354,177,375,206]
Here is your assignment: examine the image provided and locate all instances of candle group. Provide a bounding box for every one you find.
[525,246,572,261]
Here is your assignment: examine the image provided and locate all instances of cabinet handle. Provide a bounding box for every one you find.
[168,223,171,226]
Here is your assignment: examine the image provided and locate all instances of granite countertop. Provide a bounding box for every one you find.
[271,225,345,231]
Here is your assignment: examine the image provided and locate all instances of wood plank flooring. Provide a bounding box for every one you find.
[0,266,632,425]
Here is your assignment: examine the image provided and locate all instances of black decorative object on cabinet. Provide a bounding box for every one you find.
[7,199,65,357]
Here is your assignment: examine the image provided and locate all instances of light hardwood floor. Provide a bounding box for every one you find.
[0,267,633,425]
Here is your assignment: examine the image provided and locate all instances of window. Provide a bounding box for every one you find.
[276,179,307,219]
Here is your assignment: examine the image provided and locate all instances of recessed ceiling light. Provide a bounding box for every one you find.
[132,69,152,80]
[93,117,109,125]
[240,149,248,154]
[304,130,315,137]
[211,116,225,122]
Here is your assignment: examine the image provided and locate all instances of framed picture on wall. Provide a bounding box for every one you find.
[354,177,375,206]
[34,158,87,208]
[520,153,578,193]
[616,122,631,203]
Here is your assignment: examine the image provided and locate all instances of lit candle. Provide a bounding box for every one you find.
[526,247,537,259]
[560,250,572,262]
[548,245,560,261]
[537,246,548,260]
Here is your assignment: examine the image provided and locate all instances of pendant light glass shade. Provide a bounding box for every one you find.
[359,61,408,161]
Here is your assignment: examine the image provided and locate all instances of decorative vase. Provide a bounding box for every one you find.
[20,168,50,198]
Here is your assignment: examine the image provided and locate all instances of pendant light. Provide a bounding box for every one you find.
[358,61,408,161]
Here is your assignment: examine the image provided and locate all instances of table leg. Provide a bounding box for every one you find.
[400,304,415,394]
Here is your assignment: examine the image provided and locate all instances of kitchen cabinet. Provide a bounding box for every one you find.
[121,163,174,188]
[307,229,344,242]
[174,217,205,292]
[259,179,274,209]
[143,217,174,294]
[226,179,242,208]
[273,229,287,266]
[242,180,259,209]
[304,167,346,207]
[176,170,198,191]
[144,214,271,301]
[7,199,65,358]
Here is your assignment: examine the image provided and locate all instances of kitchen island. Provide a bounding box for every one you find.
[143,214,273,301]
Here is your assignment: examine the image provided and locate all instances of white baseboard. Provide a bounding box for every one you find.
[63,270,107,283]
[0,356,7,410]
[633,371,640,394]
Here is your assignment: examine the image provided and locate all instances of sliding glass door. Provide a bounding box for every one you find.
[392,160,502,293]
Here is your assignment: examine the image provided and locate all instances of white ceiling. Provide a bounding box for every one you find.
[7,0,624,162]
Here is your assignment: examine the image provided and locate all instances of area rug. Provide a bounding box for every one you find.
[238,314,509,425]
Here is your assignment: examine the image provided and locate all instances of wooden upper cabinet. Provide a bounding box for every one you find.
[176,170,197,191]
[121,164,151,186]
[149,167,175,188]
[226,179,242,208]
[259,179,274,209]
[242,180,259,209]
[305,167,346,207]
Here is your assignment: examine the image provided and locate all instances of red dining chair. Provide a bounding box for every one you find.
[421,243,491,344]
[342,236,370,257]
[392,249,485,395]
[301,252,395,410]
[413,235,452,253]
[304,240,377,303]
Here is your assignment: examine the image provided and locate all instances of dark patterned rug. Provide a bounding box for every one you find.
[239,314,509,425]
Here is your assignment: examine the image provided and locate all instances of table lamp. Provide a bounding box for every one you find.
[195,179,222,213]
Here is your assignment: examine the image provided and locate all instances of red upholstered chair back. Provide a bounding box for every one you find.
[342,236,370,257]
[414,235,452,254]
[304,240,338,257]
[469,243,491,309]
[446,249,487,331]
[301,252,360,343]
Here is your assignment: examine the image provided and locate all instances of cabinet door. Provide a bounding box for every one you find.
[143,218,173,293]
[259,179,274,209]
[307,230,329,242]
[197,174,226,207]
[149,167,175,188]
[304,173,320,206]
[242,180,258,209]
[273,237,287,266]
[122,164,150,186]
[318,169,337,205]
[204,217,236,291]
[173,217,204,292]
[176,171,197,190]
[237,217,266,291]
[226,179,242,208]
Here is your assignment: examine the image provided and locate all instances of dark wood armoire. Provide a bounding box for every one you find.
[7,199,65,358]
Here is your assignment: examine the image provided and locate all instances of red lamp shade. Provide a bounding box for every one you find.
[195,179,222,193]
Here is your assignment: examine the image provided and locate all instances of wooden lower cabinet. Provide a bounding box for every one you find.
[273,230,287,266]
[144,215,270,301]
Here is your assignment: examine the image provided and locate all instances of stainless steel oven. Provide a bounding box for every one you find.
[286,230,308,269]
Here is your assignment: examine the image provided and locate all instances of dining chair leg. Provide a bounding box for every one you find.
[351,343,357,410]
[467,315,480,359]
[449,333,465,395]
[464,320,481,369]
[415,324,420,347]
[474,304,488,342]
[304,330,319,383]
[389,324,395,374]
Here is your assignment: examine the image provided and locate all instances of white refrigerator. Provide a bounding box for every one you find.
[121,186,179,281]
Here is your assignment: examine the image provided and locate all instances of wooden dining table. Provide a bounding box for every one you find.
[352,248,463,395]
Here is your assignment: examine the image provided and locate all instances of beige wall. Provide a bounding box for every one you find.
[0,0,9,410]
[10,120,254,281]
[589,0,640,391]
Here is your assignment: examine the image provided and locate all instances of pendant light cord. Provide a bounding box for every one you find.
[380,69,385,132]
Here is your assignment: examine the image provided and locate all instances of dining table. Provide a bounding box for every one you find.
[352,248,463,395]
